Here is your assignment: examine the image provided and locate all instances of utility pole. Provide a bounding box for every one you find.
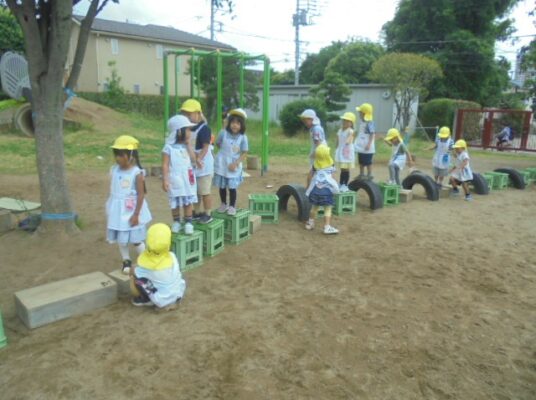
[210,0,215,40]
[293,0,319,85]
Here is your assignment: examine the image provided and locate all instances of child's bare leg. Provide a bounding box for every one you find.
[184,204,193,219]
[305,205,317,230]
[450,177,458,189]
[461,182,470,196]
[324,206,332,227]
[306,170,313,187]
[359,164,364,177]
[202,194,212,214]
[171,207,181,222]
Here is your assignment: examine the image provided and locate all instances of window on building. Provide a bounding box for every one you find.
[111,38,119,55]
[133,84,141,94]
[156,44,163,59]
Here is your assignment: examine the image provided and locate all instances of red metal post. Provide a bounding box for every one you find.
[482,111,493,148]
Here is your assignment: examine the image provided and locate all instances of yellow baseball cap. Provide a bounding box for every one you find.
[384,128,402,142]
[340,112,356,124]
[356,103,373,121]
[111,135,139,150]
[453,139,467,149]
[137,223,173,271]
[438,126,451,139]
[313,144,334,170]
[180,99,202,113]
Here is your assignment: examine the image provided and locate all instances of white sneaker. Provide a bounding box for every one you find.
[217,203,228,213]
[184,222,194,235]
[227,206,237,216]
[339,184,349,192]
[171,221,181,233]
[305,219,315,230]
[323,225,339,235]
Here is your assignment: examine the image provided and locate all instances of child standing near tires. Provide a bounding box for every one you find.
[354,103,376,180]
[106,135,152,275]
[213,108,249,216]
[305,144,339,235]
[384,128,413,186]
[428,126,454,186]
[300,109,326,186]
[162,115,198,234]
[449,139,473,201]
[335,112,356,192]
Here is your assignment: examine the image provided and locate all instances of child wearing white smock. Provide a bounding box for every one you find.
[106,135,152,275]
[131,223,186,308]
[449,139,473,201]
[384,128,413,186]
[429,126,454,185]
[335,112,356,191]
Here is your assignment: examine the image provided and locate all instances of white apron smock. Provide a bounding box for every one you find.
[106,165,151,231]
[305,167,340,197]
[190,122,214,178]
[335,128,355,163]
[354,121,375,154]
[214,131,246,179]
[167,144,197,198]
[432,137,453,169]
[389,142,407,170]
[451,151,473,181]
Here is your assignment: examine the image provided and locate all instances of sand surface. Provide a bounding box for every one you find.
[1,157,535,400]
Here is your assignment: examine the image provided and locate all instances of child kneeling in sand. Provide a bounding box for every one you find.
[305,144,339,235]
[130,223,186,308]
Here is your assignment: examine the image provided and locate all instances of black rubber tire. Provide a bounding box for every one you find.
[494,168,526,189]
[470,172,489,195]
[276,184,311,221]
[402,172,439,201]
[347,178,384,210]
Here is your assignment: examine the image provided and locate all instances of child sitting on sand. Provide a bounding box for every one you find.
[305,144,339,235]
[130,223,186,308]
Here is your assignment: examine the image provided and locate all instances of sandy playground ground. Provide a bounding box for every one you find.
[0,156,536,400]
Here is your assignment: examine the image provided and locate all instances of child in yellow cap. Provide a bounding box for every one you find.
[107,135,152,275]
[449,139,473,201]
[384,128,413,186]
[305,144,339,235]
[428,126,454,186]
[354,103,376,180]
[131,223,186,307]
[335,112,356,191]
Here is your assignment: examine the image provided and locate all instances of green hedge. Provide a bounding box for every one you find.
[420,98,481,140]
[279,98,328,136]
[78,92,206,118]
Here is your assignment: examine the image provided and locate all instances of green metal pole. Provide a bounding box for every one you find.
[174,55,179,114]
[262,56,271,174]
[0,309,7,348]
[164,52,169,138]
[190,54,195,97]
[239,54,245,108]
[217,51,223,133]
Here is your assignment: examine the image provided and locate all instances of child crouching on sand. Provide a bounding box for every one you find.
[305,144,339,235]
[130,223,186,308]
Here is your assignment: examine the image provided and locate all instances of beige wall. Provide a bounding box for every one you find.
[67,22,200,96]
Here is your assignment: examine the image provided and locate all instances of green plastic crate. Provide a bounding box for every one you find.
[481,173,494,192]
[248,194,279,223]
[519,170,532,185]
[213,208,251,245]
[333,191,357,216]
[378,182,400,206]
[193,219,225,257]
[171,231,204,271]
[485,172,509,190]
[524,167,536,181]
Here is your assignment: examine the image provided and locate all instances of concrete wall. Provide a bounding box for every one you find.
[246,84,419,133]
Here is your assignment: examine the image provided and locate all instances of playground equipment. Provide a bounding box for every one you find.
[0,52,30,101]
[401,171,440,201]
[162,48,271,173]
[493,168,526,190]
[347,179,384,210]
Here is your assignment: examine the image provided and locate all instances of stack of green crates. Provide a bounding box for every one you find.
[485,172,509,190]
[193,218,225,257]
[171,231,204,271]
[213,208,251,245]
[248,194,279,223]
[378,182,400,206]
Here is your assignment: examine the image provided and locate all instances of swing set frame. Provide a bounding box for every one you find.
[163,48,271,173]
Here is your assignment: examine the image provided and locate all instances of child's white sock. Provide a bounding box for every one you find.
[134,242,146,255]
[118,243,130,260]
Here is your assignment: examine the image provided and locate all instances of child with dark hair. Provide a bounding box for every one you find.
[107,135,152,274]
[162,115,198,234]
[213,108,249,216]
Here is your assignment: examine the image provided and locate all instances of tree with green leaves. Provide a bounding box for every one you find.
[271,69,295,85]
[369,53,443,130]
[299,41,345,84]
[5,0,117,233]
[520,40,536,110]
[310,71,350,121]
[383,0,520,106]
[0,6,23,53]
[325,40,384,84]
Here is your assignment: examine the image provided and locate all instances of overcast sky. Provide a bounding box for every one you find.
[75,0,535,74]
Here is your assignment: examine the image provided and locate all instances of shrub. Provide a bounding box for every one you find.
[279,98,327,136]
[420,98,481,139]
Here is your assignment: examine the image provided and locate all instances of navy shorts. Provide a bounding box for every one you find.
[308,186,334,206]
[358,153,373,166]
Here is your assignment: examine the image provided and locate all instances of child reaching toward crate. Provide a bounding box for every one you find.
[106,135,152,275]
[305,144,339,235]
[384,128,413,186]
[130,223,186,308]
[449,139,473,201]
[213,108,249,216]
[428,126,454,186]
[335,112,356,192]
[162,115,198,235]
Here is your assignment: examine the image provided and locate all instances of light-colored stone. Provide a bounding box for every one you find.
[439,186,451,199]
[249,214,262,234]
[150,166,163,177]
[108,270,131,296]
[0,210,14,233]
[399,189,413,203]
[246,155,260,170]
[14,272,117,329]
